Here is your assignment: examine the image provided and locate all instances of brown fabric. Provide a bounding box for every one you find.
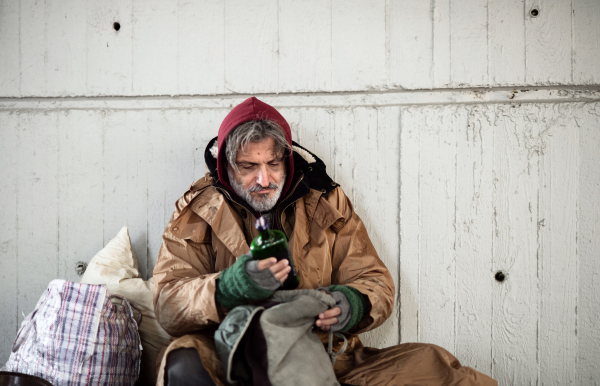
[153,175,495,386]
[334,343,497,386]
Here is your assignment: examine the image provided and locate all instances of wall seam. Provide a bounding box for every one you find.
[571,0,574,83]
[397,106,403,345]
[4,84,600,101]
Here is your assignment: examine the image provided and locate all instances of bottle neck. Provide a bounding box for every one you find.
[259,229,271,240]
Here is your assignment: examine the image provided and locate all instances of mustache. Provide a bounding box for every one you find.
[248,183,279,192]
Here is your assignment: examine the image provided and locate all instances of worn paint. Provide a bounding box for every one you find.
[2,0,600,97]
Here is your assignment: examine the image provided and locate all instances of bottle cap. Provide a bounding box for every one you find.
[255,217,269,231]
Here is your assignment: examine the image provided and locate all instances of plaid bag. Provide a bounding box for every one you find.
[2,279,142,386]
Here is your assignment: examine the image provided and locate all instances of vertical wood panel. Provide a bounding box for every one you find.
[450,0,488,86]
[177,0,225,95]
[364,106,401,347]
[454,106,493,374]
[577,104,600,384]
[224,0,279,93]
[538,104,578,384]
[132,0,178,95]
[45,0,87,96]
[0,0,20,96]
[432,0,451,88]
[331,0,386,91]
[525,0,572,84]
[0,113,19,363]
[57,111,104,282]
[20,0,47,96]
[279,0,332,92]
[356,107,401,348]
[191,109,220,181]
[283,107,335,172]
[103,110,150,278]
[146,110,193,274]
[325,107,400,347]
[330,108,357,205]
[146,108,223,272]
[488,0,526,85]
[388,0,433,89]
[418,106,460,350]
[573,0,600,84]
[86,0,133,95]
[399,107,420,343]
[491,104,539,384]
[16,112,59,321]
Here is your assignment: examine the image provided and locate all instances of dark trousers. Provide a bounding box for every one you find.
[165,348,217,386]
[165,347,355,386]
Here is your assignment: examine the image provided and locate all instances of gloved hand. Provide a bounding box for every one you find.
[316,286,369,332]
[215,253,289,309]
[246,259,285,291]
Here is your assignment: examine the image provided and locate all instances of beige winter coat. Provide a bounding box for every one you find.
[152,175,496,386]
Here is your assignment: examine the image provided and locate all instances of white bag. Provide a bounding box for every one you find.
[2,279,142,386]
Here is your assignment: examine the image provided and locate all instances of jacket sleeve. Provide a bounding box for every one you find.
[153,188,222,337]
[326,187,395,334]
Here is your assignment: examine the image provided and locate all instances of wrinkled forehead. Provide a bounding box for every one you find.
[236,137,284,161]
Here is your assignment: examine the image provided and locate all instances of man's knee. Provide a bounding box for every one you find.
[165,347,216,386]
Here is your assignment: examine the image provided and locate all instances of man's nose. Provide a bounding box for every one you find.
[256,166,269,187]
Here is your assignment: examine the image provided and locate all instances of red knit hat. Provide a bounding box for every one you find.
[216,97,295,203]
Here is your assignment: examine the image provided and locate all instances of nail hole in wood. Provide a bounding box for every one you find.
[530,9,539,17]
[75,261,88,277]
[113,22,121,31]
[495,271,506,282]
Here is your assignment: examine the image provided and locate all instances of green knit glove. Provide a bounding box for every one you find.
[328,285,369,332]
[215,254,274,310]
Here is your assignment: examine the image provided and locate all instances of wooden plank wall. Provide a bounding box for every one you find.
[1,0,600,97]
[1,0,600,384]
[1,98,599,384]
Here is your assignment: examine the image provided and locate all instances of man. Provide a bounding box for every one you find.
[153,97,496,386]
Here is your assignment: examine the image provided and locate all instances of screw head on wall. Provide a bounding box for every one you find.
[495,271,506,282]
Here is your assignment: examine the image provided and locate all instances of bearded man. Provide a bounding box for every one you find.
[153,97,496,386]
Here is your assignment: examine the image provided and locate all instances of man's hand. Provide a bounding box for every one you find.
[315,307,341,331]
[256,257,290,284]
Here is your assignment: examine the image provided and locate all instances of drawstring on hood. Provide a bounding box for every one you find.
[216,97,295,204]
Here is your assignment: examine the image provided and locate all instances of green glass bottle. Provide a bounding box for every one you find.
[250,217,299,290]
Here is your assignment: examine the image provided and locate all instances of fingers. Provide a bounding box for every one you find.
[255,258,291,284]
[319,307,341,319]
[269,259,289,274]
[274,272,289,283]
[256,257,277,270]
[274,267,291,282]
[315,307,341,330]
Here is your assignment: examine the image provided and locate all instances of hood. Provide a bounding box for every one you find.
[216,97,295,202]
[204,136,338,220]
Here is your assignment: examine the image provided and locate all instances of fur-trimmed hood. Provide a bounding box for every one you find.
[204,136,338,203]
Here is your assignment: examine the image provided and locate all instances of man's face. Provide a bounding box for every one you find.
[227,137,287,212]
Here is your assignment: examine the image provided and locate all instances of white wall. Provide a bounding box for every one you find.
[1,1,600,384]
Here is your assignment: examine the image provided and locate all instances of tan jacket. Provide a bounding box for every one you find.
[152,173,395,384]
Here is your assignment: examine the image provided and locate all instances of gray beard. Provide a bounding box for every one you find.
[227,168,286,213]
